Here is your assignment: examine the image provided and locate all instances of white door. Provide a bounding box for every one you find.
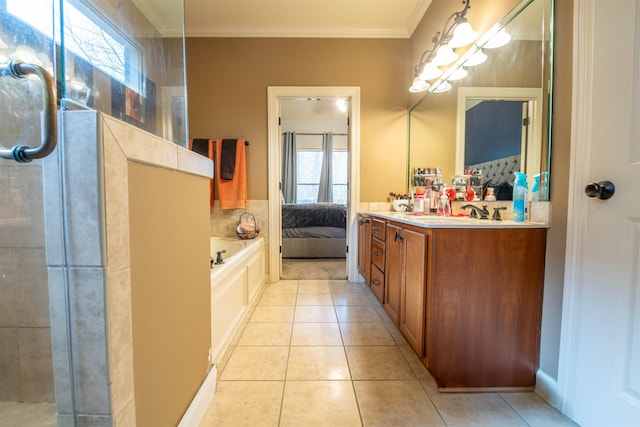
[561,0,640,425]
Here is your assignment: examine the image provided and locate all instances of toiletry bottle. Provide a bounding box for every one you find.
[428,188,438,214]
[437,194,451,216]
[513,172,528,222]
[532,174,540,201]
[413,188,425,216]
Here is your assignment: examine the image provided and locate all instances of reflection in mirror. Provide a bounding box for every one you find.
[455,87,543,197]
[408,0,552,201]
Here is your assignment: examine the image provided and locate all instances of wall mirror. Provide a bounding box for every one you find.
[408,0,553,201]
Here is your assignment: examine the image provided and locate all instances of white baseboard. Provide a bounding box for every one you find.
[178,365,217,427]
[535,369,561,410]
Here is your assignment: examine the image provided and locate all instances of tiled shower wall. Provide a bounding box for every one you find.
[0,161,54,402]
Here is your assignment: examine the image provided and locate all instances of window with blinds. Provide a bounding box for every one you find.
[296,149,348,204]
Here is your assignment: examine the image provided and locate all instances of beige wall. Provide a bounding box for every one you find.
[128,163,211,426]
[186,37,410,202]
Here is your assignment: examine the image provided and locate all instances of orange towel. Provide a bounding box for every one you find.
[215,139,247,209]
[189,139,215,207]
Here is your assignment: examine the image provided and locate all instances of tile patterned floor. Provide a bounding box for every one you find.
[200,279,578,427]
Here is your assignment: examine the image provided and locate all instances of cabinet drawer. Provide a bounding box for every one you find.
[371,238,385,272]
[371,219,386,240]
[370,265,385,303]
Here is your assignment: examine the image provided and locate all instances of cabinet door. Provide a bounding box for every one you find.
[384,223,402,325]
[357,216,371,284]
[399,229,427,357]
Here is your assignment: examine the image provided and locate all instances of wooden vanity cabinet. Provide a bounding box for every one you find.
[358,214,547,389]
[384,222,430,356]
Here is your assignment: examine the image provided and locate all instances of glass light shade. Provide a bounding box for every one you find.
[464,49,487,66]
[432,45,458,66]
[447,67,468,81]
[483,29,511,49]
[419,61,443,80]
[409,78,430,93]
[432,81,452,93]
[449,22,478,48]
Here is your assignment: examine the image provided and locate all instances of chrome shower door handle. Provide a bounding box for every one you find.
[0,60,58,162]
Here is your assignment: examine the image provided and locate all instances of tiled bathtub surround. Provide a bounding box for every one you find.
[210,200,271,279]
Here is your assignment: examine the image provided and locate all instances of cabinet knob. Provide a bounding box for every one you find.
[371,279,380,286]
[584,180,615,200]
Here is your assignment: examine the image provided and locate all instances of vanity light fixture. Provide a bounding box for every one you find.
[482,28,512,49]
[409,0,478,93]
[409,78,430,93]
[463,49,487,66]
[432,81,452,93]
[419,62,443,81]
[447,67,468,81]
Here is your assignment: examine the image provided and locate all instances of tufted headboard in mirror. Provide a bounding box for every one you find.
[467,154,520,186]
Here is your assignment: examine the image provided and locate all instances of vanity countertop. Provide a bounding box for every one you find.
[362,211,549,229]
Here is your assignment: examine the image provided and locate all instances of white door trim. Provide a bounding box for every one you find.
[267,86,361,283]
[557,0,592,418]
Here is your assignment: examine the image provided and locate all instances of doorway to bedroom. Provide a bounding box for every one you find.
[267,87,361,283]
[280,97,349,279]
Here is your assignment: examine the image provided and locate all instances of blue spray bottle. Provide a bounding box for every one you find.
[513,172,528,222]
[531,174,540,201]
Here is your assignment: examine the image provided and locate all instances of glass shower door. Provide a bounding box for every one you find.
[0,1,64,425]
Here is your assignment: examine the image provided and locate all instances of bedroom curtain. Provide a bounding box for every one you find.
[317,132,333,203]
[281,132,297,203]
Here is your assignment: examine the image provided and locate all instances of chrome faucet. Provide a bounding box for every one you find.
[461,204,490,219]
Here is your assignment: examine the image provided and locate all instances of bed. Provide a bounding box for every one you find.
[281,203,347,258]
[467,154,520,200]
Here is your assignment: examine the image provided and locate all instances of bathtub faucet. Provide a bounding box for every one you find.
[215,250,226,265]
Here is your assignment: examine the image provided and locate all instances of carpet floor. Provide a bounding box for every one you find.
[281,258,347,280]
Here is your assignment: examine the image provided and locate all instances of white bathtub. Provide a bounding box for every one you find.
[209,237,265,363]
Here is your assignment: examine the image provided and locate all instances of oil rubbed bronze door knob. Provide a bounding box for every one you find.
[584,180,615,200]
